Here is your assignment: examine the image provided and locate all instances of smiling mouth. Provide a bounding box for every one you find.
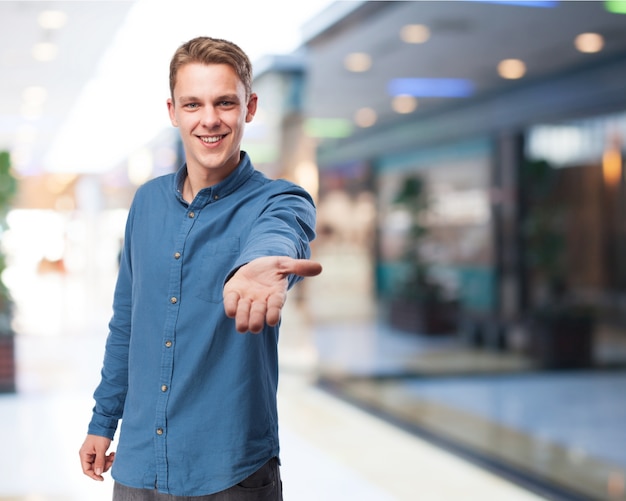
[199,135,225,144]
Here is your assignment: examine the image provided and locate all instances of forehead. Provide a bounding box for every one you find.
[173,62,245,96]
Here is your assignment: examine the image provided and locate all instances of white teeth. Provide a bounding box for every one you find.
[201,136,222,143]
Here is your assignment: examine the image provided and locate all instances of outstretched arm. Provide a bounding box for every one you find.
[223,256,322,333]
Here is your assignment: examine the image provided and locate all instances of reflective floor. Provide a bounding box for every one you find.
[314,324,626,501]
[0,264,551,501]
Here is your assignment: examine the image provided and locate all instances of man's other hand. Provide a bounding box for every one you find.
[79,434,115,481]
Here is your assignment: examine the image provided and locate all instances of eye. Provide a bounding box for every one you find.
[218,101,236,108]
[184,103,199,109]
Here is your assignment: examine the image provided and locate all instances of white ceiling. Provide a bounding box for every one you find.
[0,1,134,175]
[304,1,626,127]
[0,0,334,176]
[2,1,626,178]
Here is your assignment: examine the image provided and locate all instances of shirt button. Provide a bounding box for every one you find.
[161,385,168,392]
[156,428,164,435]
[214,195,219,200]
[188,212,195,218]
[165,340,172,348]
[170,297,178,304]
[174,252,181,259]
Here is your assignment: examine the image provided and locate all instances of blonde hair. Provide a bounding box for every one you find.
[169,36,253,98]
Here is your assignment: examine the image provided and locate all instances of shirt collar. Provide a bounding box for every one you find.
[174,151,255,204]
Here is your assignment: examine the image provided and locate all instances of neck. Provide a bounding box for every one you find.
[183,176,196,203]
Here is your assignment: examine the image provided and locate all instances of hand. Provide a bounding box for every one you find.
[223,256,322,333]
[79,434,115,481]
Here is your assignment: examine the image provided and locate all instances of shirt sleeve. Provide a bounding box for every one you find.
[87,204,135,439]
[230,180,317,289]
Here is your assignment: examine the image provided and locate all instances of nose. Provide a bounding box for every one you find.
[200,106,220,128]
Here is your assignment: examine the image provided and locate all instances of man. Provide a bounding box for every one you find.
[79,36,321,500]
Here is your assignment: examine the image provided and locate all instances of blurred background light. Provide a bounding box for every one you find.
[497,58,527,79]
[304,118,353,138]
[22,86,48,107]
[391,95,418,114]
[37,10,67,30]
[574,32,605,53]
[603,143,622,186]
[400,24,431,44]
[127,148,154,186]
[293,160,320,201]
[31,42,58,62]
[605,0,626,14]
[344,52,372,72]
[354,107,378,128]
[388,78,475,98]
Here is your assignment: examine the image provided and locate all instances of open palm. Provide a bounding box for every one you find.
[223,256,322,333]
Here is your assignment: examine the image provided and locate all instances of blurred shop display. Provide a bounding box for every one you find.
[0,151,17,393]
[521,159,595,369]
[387,175,458,334]
[376,142,495,338]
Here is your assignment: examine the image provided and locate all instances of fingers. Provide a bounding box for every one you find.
[223,257,321,333]
[79,435,113,482]
[227,295,284,334]
[266,292,286,327]
[247,301,267,334]
[104,451,116,473]
[223,290,240,318]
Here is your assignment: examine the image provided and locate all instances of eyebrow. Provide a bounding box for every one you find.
[177,94,241,104]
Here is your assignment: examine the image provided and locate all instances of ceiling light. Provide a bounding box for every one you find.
[575,33,605,53]
[38,10,68,30]
[22,86,48,106]
[388,78,474,97]
[344,52,372,72]
[400,24,431,44]
[392,95,418,114]
[32,42,58,62]
[497,58,527,79]
[354,108,377,128]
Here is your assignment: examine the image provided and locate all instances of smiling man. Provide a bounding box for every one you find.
[78,36,321,501]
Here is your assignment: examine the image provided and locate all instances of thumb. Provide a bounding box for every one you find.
[284,258,322,278]
[93,444,107,476]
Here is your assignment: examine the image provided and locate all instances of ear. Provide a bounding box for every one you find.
[245,93,258,123]
[167,98,178,127]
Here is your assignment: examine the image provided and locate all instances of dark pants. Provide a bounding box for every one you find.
[113,458,283,501]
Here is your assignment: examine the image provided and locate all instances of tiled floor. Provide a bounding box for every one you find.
[0,267,552,501]
[311,318,626,501]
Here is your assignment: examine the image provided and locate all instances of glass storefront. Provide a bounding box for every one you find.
[376,139,496,335]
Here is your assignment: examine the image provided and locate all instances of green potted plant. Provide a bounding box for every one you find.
[388,176,457,334]
[0,151,17,392]
[522,159,594,369]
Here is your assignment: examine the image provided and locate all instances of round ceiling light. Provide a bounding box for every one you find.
[497,58,527,79]
[344,52,372,73]
[400,24,431,44]
[574,32,604,53]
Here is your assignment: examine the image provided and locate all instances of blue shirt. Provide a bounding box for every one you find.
[88,153,317,496]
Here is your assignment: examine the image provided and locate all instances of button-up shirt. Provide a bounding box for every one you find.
[87,153,317,496]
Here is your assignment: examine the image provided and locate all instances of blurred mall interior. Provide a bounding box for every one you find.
[2,1,626,500]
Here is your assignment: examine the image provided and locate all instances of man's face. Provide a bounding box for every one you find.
[167,63,257,183]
